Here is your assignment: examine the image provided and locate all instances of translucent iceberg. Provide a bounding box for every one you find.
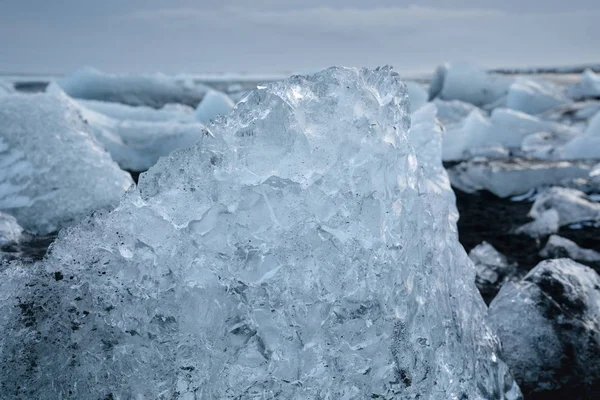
[0,67,520,399]
[195,89,235,123]
[488,259,600,398]
[566,69,600,100]
[506,78,571,115]
[0,93,133,234]
[58,67,209,108]
[429,63,512,107]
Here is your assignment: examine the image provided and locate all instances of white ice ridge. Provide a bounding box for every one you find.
[0,93,133,235]
[0,67,520,399]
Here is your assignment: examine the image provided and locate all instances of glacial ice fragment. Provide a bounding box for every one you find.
[0,93,133,234]
[47,83,207,172]
[540,235,600,265]
[488,259,600,398]
[429,63,512,107]
[469,242,516,302]
[0,67,520,399]
[566,69,600,100]
[506,78,571,115]
[194,89,235,123]
[58,67,209,108]
[0,211,23,248]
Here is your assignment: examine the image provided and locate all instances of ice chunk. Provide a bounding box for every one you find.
[443,108,577,161]
[429,63,512,107]
[47,83,207,172]
[405,81,428,112]
[0,211,23,248]
[488,259,600,398]
[469,242,516,302]
[194,89,235,123]
[433,99,478,125]
[557,135,600,160]
[58,67,210,108]
[556,110,600,160]
[529,187,600,226]
[76,98,196,122]
[0,93,133,234]
[566,69,600,100]
[448,159,594,197]
[443,108,490,161]
[465,145,510,160]
[540,235,600,264]
[506,78,571,115]
[0,81,14,96]
[515,209,560,238]
[586,109,600,136]
[0,67,520,399]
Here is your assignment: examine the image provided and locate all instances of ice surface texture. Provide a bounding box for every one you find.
[0,67,520,399]
[488,259,600,398]
[0,93,133,234]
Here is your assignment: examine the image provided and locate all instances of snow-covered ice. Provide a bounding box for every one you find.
[58,67,210,108]
[488,259,600,398]
[0,93,133,235]
[540,235,600,264]
[0,67,520,399]
[429,63,512,107]
[194,89,235,123]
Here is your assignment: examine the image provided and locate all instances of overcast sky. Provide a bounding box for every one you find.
[0,0,598,75]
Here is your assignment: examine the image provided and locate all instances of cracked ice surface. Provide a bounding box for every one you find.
[0,67,520,399]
